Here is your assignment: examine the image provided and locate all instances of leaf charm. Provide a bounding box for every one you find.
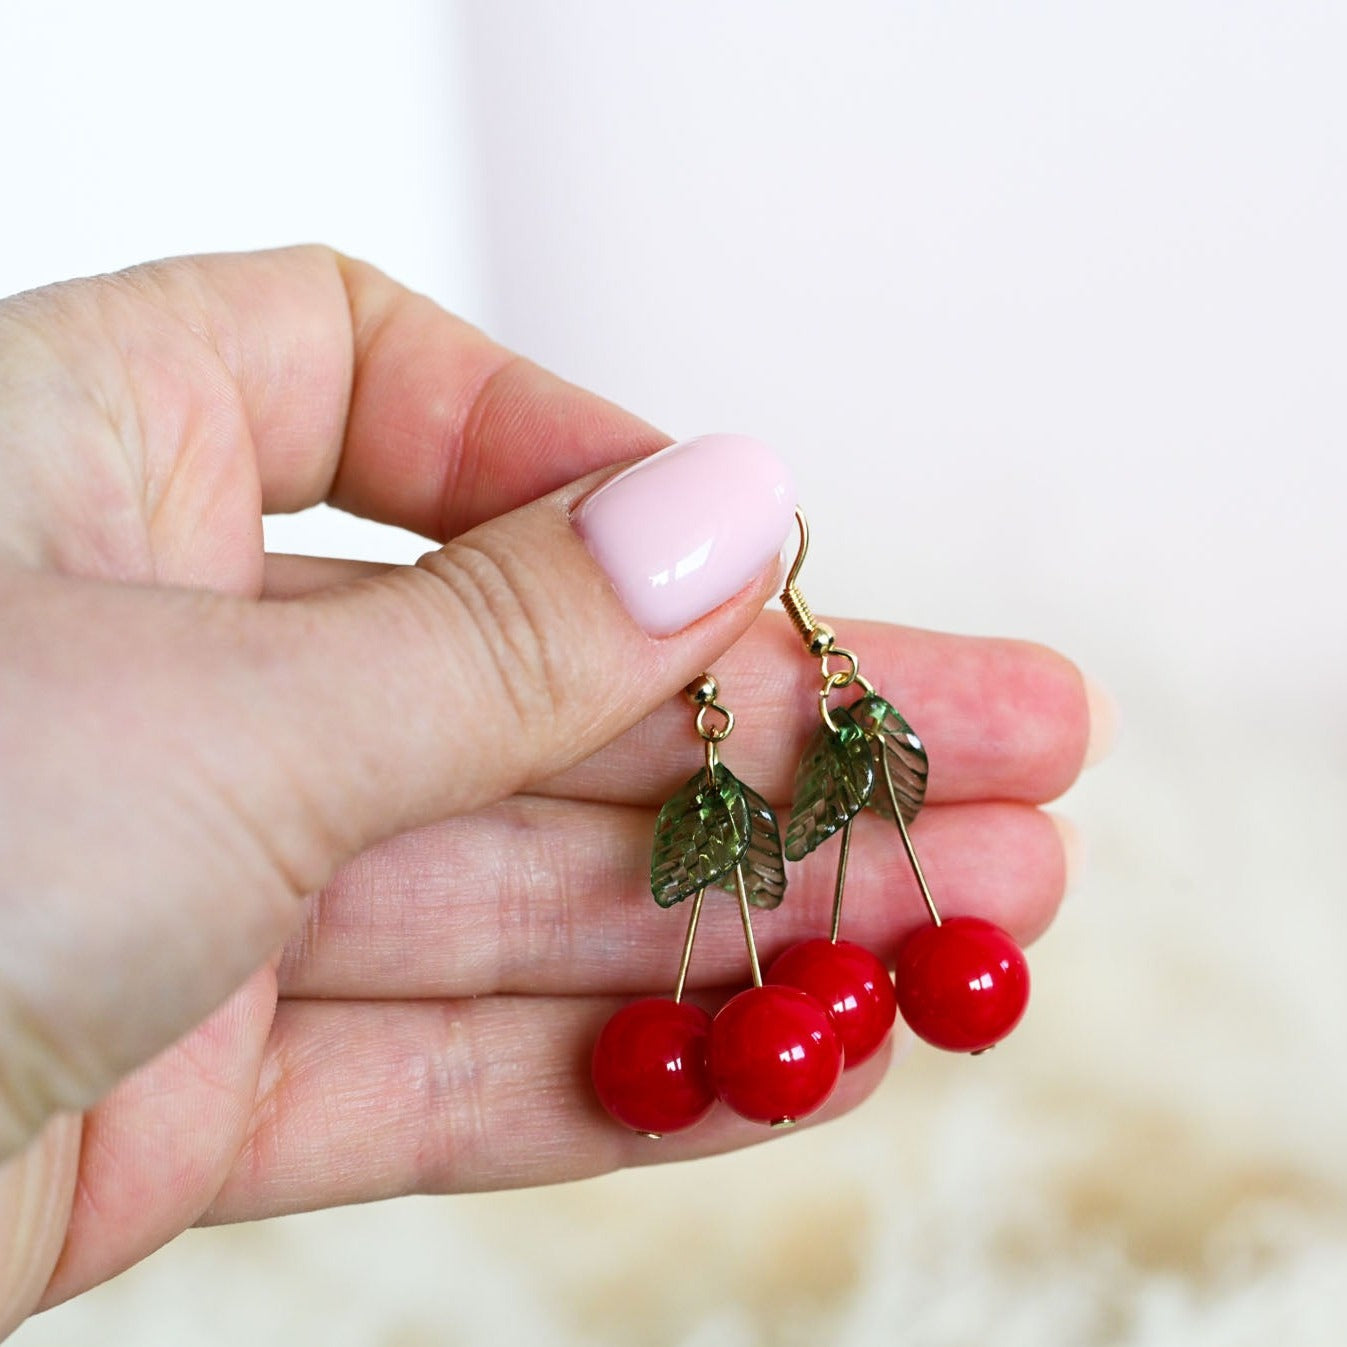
[650,764,789,909]
[650,763,751,907]
[722,780,787,909]
[783,710,875,862]
[848,693,929,828]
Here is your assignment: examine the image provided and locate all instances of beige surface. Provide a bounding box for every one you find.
[15,703,1346,1346]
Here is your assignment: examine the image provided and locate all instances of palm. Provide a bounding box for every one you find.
[0,249,1089,1315]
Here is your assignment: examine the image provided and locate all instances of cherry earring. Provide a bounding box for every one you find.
[591,674,843,1136]
[767,511,1030,1056]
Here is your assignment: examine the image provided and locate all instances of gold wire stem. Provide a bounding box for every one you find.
[733,864,763,987]
[704,738,720,781]
[882,754,942,926]
[829,818,853,944]
[672,887,707,1004]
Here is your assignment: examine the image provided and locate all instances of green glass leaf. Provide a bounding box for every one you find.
[716,779,787,909]
[783,710,875,862]
[848,693,929,827]
[649,763,751,907]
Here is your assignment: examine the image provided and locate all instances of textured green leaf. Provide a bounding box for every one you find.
[649,763,751,907]
[783,710,875,862]
[717,779,787,909]
[848,694,929,828]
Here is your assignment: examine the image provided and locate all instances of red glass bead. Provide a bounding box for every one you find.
[766,938,897,1068]
[707,984,844,1125]
[894,916,1030,1053]
[591,998,715,1135]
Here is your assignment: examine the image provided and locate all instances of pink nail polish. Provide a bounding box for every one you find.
[573,433,797,636]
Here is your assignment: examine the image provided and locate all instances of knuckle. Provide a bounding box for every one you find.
[414,539,563,732]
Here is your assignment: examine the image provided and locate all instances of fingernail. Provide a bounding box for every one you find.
[1047,812,1085,895]
[1082,676,1118,768]
[573,433,797,636]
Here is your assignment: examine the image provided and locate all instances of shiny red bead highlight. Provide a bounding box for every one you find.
[707,984,844,1125]
[893,916,1030,1053]
[766,938,897,1067]
[591,998,715,1135]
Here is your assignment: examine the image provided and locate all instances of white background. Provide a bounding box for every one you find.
[3,2,1345,1343]
[4,2,1340,711]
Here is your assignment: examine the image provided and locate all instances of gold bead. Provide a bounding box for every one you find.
[807,625,836,657]
[685,674,720,705]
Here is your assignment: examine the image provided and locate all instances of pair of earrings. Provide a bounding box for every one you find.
[591,511,1030,1137]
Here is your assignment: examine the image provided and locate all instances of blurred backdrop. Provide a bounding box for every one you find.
[3,2,1345,1344]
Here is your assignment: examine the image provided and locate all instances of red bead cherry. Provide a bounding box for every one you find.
[591,998,716,1135]
[707,984,844,1125]
[893,916,1030,1053]
[766,938,897,1068]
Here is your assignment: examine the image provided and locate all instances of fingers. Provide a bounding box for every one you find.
[276,796,1068,1000]
[256,591,1090,807]
[0,442,788,1155]
[201,995,895,1223]
[250,450,795,867]
[329,254,668,539]
[245,578,1087,900]
[544,612,1094,808]
[4,246,667,538]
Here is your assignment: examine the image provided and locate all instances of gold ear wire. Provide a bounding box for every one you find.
[780,508,836,656]
[782,508,809,599]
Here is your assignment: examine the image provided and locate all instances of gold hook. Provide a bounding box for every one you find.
[780,508,836,655]
[783,508,810,598]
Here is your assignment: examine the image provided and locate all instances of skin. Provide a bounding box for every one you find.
[0,246,1094,1335]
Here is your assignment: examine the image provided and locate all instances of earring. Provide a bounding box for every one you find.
[767,511,1031,1056]
[591,674,843,1136]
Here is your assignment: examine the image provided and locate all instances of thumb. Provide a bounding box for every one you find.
[0,433,794,1156]
[272,431,796,853]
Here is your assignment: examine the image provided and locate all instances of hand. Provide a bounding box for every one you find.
[0,247,1095,1332]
